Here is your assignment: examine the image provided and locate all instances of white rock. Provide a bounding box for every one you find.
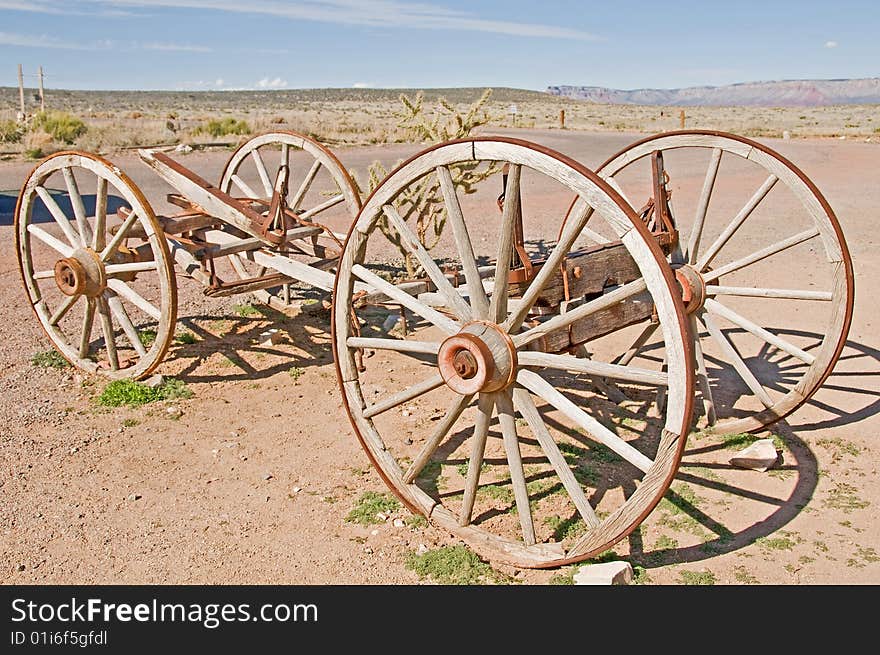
[782,130,791,140]
[416,544,429,555]
[166,406,182,418]
[375,512,389,522]
[370,529,379,536]
[143,374,164,389]
[392,518,406,528]
[258,329,282,346]
[574,560,633,585]
[729,438,779,471]
[292,486,302,494]
[174,143,193,153]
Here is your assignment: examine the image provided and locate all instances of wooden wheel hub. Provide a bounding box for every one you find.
[438,322,517,394]
[674,265,706,314]
[54,249,106,298]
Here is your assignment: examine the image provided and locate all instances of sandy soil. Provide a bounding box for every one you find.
[1,128,878,585]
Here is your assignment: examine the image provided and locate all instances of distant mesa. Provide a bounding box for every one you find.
[546,78,880,106]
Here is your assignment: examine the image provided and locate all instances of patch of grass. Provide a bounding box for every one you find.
[456,461,488,477]
[653,535,678,550]
[417,461,446,493]
[548,566,577,585]
[658,482,701,514]
[633,565,651,585]
[31,350,70,369]
[405,514,428,529]
[817,437,861,462]
[477,483,514,504]
[406,545,509,585]
[678,569,716,585]
[32,111,87,143]
[194,117,251,138]
[846,546,880,568]
[756,536,796,551]
[232,303,260,317]
[138,329,157,348]
[823,483,870,513]
[586,442,622,463]
[24,147,44,159]
[121,418,140,428]
[288,367,304,382]
[543,515,586,541]
[689,466,723,482]
[734,566,759,584]
[175,331,197,345]
[97,377,192,407]
[345,491,400,525]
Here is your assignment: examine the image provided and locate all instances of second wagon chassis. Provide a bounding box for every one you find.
[15,130,853,567]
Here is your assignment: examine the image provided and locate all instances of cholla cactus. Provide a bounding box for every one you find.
[364,89,501,278]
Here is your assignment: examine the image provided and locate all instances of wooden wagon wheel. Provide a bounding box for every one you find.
[16,152,177,379]
[333,137,694,568]
[585,130,854,434]
[218,130,361,309]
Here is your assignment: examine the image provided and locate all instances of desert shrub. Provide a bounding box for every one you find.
[194,117,251,138]
[32,111,87,144]
[97,378,193,407]
[0,119,23,143]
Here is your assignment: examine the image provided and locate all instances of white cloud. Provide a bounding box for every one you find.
[824,40,838,48]
[141,41,212,52]
[0,31,110,50]
[0,1,138,16]
[352,82,374,89]
[215,78,224,87]
[42,0,600,40]
[256,77,288,89]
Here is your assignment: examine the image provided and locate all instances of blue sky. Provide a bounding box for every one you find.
[0,1,876,90]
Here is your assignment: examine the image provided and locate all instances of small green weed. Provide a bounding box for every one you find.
[175,331,197,345]
[734,566,759,584]
[456,461,488,477]
[548,566,576,585]
[543,514,586,541]
[121,418,140,428]
[345,491,400,525]
[756,535,796,551]
[406,545,509,585]
[232,303,260,317]
[31,350,70,369]
[288,367,304,382]
[678,569,716,585]
[405,514,428,529]
[138,329,157,348]
[653,535,678,550]
[97,378,192,407]
[823,483,870,513]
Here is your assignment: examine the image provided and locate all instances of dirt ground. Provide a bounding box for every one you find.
[1,128,878,585]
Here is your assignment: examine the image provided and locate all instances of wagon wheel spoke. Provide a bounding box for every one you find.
[402,393,474,483]
[504,195,595,332]
[35,187,80,249]
[100,211,139,261]
[79,298,96,358]
[106,292,147,357]
[96,296,119,370]
[496,389,536,545]
[49,293,80,326]
[250,149,274,197]
[351,264,459,334]
[280,142,290,170]
[513,278,647,349]
[512,387,600,529]
[689,315,716,425]
[290,160,322,212]
[704,297,815,364]
[518,350,668,386]
[706,285,832,301]
[702,228,820,281]
[62,167,92,248]
[459,393,495,526]
[436,165,490,319]
[231,174,260,200]
[298,194,345,221]
[345,336,439,356]
[699,310,773,408]
[382,204,472,321]
[106,279,162,321]
[686,147,722,264]
[92,177,108,251]
[697,173,778,270]
[517,369,654,473]
[362,373,445,419]
[614,321,659,366]
[489,164,521,323]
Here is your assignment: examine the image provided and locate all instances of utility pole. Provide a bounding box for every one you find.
[17,64,25,120]
[38,66,45,113]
